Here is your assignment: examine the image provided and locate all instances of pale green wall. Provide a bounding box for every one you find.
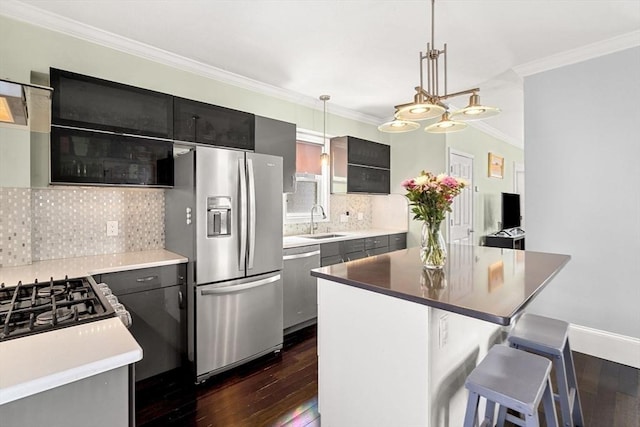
[0,127,30,187]
[0,16,381,187]
[389,131,446,248]
[1,15,522,247]
[446,126,524,245]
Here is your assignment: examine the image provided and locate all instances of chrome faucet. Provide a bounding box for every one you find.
[310,204,326,234]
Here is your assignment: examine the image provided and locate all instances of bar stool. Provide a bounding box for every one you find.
[463,345,558,427]
[507,313,584,427]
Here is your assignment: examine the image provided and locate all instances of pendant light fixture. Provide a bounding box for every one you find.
[378,118,420,133]
[320,95,330,166]
[425,112,467,133]
[379,0,499,134]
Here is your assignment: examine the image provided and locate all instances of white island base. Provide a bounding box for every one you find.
[317,278,503,427]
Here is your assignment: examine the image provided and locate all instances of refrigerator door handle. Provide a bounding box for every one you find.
[238,158,247,271]
[200,274,281,295]
[247,158,256,269]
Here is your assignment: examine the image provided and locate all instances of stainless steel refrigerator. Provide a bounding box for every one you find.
[166,145,283,383]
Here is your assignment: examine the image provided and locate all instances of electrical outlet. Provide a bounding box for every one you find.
[357,212,364,220]
[438,314,449,348]
[106,220,118,236]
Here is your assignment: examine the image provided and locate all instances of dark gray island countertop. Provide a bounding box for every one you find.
[311,244,570,325]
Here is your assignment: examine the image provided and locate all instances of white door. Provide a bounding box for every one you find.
[448,150,474,245]
[514,162,525,229]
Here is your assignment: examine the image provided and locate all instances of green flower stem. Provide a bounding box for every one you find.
[421,221,446,268]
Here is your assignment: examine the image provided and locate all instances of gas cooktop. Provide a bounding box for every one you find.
[0,277,116,341]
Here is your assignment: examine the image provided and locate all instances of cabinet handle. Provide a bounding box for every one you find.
[178,290,184,309]
[136,275,158,282]
[283,250,321,260]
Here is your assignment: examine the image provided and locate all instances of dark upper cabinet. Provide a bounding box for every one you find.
[173,97,254,150]
[346,165,390,194]
[330,136,391,194]
[51,127,174,187]
[50,68,173,139]
[347,136,390,169]
[254,116,296,193]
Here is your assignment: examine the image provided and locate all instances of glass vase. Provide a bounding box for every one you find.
[420,221,447,269]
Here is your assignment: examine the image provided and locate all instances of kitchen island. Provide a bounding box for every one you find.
[311,244,570,427]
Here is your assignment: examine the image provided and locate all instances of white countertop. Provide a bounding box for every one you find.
[0,249,185,405]
[0,249,188,286]
[283,228,407,249]
[0,317,142,405]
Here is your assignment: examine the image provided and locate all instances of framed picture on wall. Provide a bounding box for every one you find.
[488,152,504,178]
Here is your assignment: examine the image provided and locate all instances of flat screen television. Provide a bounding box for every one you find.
[501,192,521,230]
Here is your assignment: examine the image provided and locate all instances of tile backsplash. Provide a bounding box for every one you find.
[283,194,375,236]
[1,185,407,268]
[0,186,164,267]
[0,188,32,267]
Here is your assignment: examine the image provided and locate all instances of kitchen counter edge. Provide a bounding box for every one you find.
[0,317,142,405]
[0,249,188,285]
[283,228,408,249]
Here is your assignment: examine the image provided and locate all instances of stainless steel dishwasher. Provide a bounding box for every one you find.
[283,245,321,334]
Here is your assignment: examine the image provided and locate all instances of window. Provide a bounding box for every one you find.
[284,129,329,223]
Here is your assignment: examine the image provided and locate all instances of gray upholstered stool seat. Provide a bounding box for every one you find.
[463,344,558,427]
[508,313,584,427]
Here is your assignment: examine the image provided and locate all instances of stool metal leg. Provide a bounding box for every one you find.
[541,377,559,427]
[463,390,480,427]
[496,405,508,426]
[563,341,585,426]
[483,399,497,426]
[553,352,573,427]
[524,411,541,427]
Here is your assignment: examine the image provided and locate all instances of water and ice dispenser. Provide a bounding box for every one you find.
[207,196,231,237]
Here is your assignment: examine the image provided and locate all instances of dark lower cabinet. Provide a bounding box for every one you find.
[98,264,186,381]
[320,233,406,266]
[388,233,407,251]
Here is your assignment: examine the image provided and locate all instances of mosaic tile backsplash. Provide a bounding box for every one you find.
[0,186,164,267]
[283,194,374,236]
[0,188,32,267]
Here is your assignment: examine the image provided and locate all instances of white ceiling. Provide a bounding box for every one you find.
[3,0,640,147]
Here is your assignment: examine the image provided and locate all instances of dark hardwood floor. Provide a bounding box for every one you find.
[136,325,639,427]
[135,325,319,427]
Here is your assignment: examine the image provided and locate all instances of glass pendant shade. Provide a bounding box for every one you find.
[425,112,467,133]
[450,94,500,121]
[320,151,329,166]
[378,118,420,133]
[395,102,445,121]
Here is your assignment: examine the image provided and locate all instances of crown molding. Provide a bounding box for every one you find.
[0,0,380,126]
[514,30,640,77]
[467,120,523,149]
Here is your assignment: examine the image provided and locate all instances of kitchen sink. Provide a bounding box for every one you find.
[303,233,345,240]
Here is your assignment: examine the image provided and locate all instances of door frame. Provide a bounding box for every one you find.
[447,148,474,244]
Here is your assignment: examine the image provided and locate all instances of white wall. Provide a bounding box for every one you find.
[524,47,640,340]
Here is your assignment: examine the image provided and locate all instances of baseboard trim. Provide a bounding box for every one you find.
[569,324,640,369]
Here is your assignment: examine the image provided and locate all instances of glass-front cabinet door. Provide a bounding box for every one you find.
[50,127,174,186]
[173,97,255,150]
[50,68,173,139]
